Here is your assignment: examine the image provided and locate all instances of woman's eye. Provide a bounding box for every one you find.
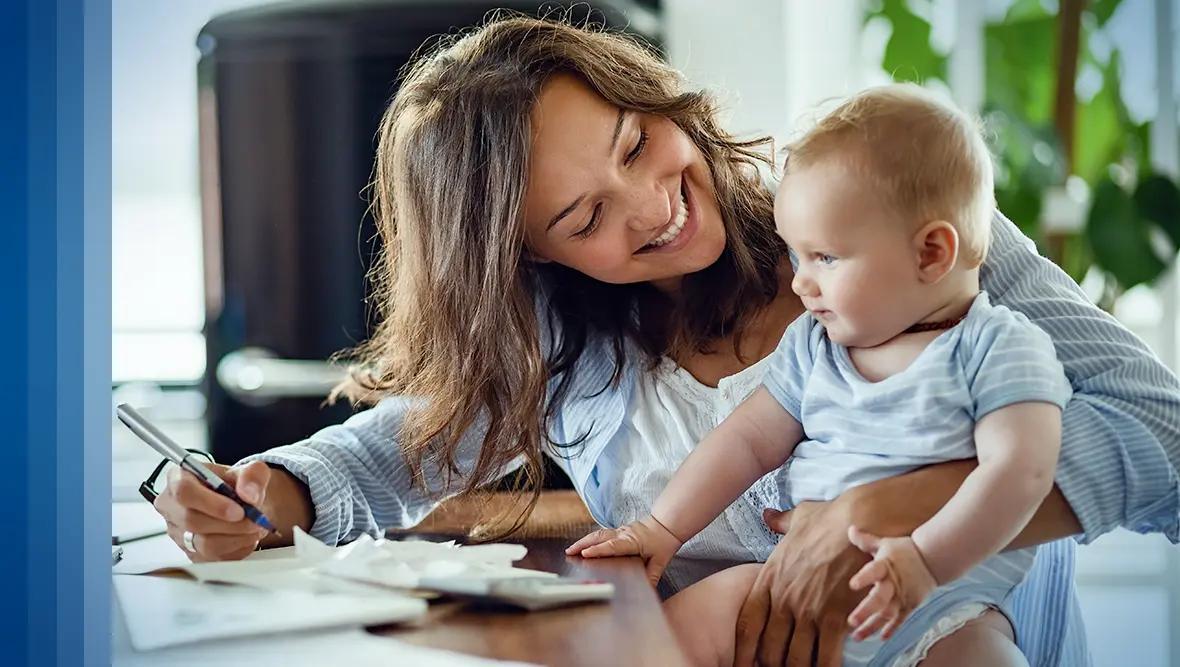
[817,253,837,265]
[625,130,648,166]
[575,204,602,239]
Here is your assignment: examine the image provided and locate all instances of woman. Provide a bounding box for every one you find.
[152,14,1180,666]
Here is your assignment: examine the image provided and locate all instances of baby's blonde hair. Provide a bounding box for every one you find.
[785,83,995,266]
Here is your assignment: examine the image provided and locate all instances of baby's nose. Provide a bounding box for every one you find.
[791,271,817,297]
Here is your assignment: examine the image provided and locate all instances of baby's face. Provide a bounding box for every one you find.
[774,160,926,348]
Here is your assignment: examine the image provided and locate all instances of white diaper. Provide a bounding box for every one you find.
[890,602,993,667]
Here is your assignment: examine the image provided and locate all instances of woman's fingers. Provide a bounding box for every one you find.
[152,485,251,537]
[197,532,261,559]
[785,619,816,667]
[226,460,271,505]
[733,578,772,667]
[816,613,847,667]
[847,579,894,627]
[161,465,244,522]
[762,507,793,534]
[754,604,793,667]
[153,462,271,563]
[848,559,889,591]
[165,523,259,563]
[171,507,269,536]
[565,528,619,555]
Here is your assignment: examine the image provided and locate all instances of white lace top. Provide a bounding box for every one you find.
[594,354,786,595]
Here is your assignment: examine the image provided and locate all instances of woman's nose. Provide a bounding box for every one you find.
[624,180,672,233]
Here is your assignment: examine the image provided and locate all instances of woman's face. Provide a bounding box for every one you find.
[522,74,726,291]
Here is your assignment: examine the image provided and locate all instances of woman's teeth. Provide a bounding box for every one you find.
[645,194,688,249]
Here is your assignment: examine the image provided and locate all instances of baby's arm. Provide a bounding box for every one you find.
[912,401,1062,581]
[567,387,803,582]
[652,386,804,541]
[847,400,1062,640]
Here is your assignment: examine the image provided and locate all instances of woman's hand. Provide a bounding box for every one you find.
[566,515,684,586]
[152,461,275,562]
[733,501,869,667]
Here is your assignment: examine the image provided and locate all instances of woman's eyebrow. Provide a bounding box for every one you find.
[545,108,628,233]
[546,194,586,232]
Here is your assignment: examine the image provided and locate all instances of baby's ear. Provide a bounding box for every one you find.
[913,220,959,284]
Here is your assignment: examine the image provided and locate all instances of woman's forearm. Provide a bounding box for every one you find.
[843,459,1082,550]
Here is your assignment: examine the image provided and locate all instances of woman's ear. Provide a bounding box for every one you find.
[913,220,959,284]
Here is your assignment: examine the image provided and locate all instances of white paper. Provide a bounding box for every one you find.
[112,536,301,576]
[112,502,167,543]
[113,627,539,667]
[307,530,547,590]
[113,528,549,596]
[112,592,538,667]
[113,574,427,651]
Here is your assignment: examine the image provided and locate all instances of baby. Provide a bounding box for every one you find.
[567,84,1071,667]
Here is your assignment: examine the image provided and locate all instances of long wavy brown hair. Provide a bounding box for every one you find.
[332,11,786,535]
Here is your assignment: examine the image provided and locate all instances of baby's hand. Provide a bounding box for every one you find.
[845,526,938,641]
[565,515,684,586]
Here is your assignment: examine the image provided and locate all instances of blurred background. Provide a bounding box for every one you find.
[111,1,1179,663]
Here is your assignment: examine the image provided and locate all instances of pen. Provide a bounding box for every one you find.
[115,403,279,535]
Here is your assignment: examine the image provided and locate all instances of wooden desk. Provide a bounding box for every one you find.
[378,537,689,666]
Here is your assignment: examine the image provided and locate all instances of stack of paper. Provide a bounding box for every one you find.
[113,527,605,662]
[113,575,426,651]
[112,588,537,666]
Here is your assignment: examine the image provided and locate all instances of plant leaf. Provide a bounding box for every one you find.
[1075,50,1133,184]
[873,0,947,83]
[1059,232,1093,284]
[1134,173,1180,250]
[1090,0,1124,26]
[985,15,1057,125]
[1087,176,1167,288]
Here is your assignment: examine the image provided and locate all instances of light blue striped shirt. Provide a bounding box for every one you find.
[762,291,1072,666]
[243,212,1180,666]
[764,290,1072,505]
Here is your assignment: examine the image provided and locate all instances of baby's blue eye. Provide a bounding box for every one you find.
[817,253,837,265]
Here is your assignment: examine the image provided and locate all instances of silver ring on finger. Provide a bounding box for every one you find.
[182,530,197,553]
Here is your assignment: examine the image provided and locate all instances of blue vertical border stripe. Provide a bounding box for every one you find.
[0,0,31,661]
[27,0,57,662]
[55,0,82,661]
[81,0,112,664]
[2,0,112,664]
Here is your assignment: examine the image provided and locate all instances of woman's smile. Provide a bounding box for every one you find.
[635,174,697,255]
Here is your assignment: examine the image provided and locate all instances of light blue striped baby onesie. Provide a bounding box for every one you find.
[762,290,1073,667]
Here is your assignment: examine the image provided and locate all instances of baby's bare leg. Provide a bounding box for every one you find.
[662,564,762,667]
[918,609,1028,667]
